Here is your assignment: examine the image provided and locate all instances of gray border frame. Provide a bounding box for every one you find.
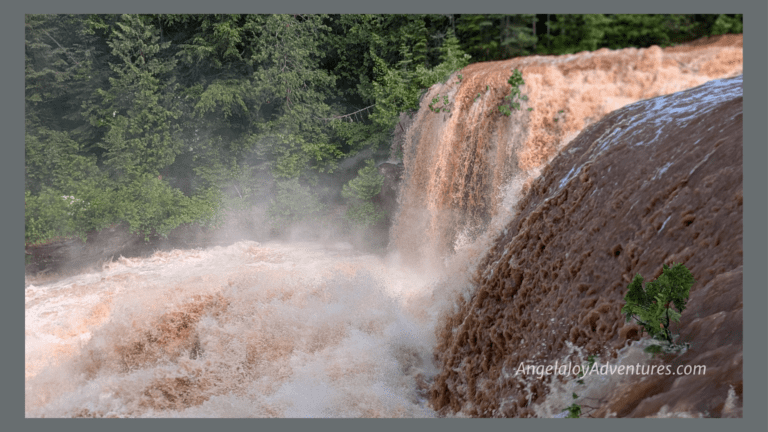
[9,2,767,432]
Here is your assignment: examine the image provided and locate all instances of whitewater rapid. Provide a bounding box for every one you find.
[25,241,472,417]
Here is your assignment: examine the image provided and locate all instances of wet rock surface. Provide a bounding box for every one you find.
[374,162,404,219]
[429,75,743,417]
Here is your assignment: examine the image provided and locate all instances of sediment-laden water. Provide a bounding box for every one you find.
[25,34,743,418]
[26,241,478,417]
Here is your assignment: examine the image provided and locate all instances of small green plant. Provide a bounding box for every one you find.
[428,94,451,113]
[499,69,528,116]
[457,74,463,81]
[563,355,599,418]
[621,263,695,352]
[428,96,439,112]
[563,403,581,418]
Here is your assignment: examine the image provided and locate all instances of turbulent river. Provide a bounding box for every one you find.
[25,240,481,417]
[25,34,743,418]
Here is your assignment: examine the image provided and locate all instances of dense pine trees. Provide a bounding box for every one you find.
[24,14,743,244]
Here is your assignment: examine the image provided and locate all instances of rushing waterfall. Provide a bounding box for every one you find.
[26,34,743,418]
[390,34,743,270]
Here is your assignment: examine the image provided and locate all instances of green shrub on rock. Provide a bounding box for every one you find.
[621,263,695,349]
[499,69,529,116]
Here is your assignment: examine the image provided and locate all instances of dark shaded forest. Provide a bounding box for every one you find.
[24,14,743,248]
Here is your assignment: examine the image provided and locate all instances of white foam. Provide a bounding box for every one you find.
[25,241,457,418]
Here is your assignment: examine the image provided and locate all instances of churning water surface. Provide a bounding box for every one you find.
[25,241,475,418]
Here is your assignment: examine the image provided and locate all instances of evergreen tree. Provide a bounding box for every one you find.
[456,15,537,61]
[87,14,181,180]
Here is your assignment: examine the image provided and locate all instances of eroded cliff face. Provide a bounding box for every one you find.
[390,34,743,270]
[428,74,743,418]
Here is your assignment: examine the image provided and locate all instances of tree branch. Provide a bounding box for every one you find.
[317,104,376,122]
[41,28,80,67]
